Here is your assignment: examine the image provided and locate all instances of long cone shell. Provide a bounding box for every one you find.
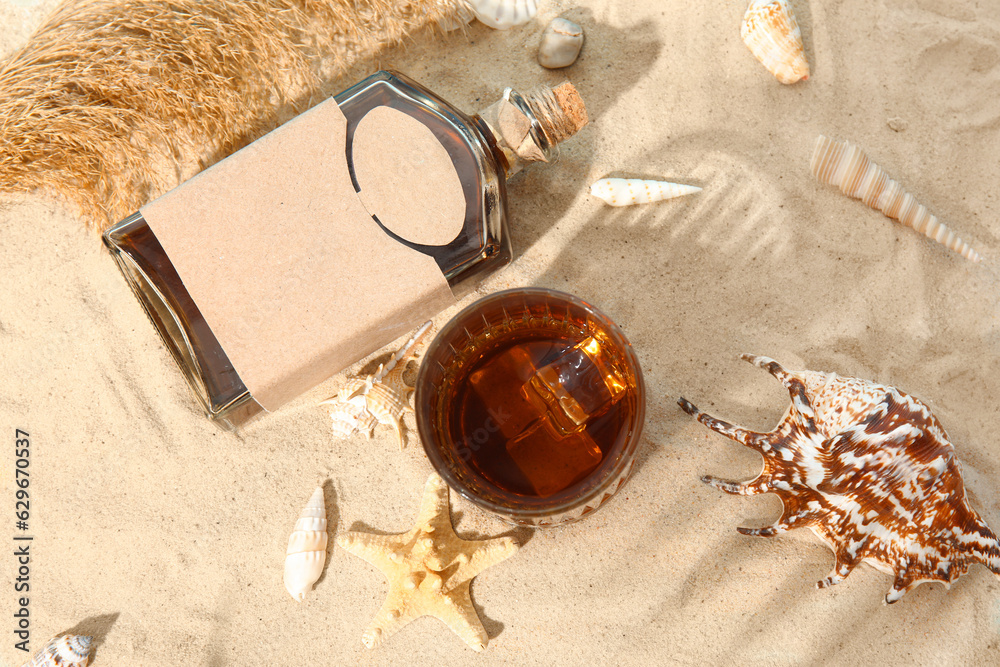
[741,0,809,84]
[21,635,92,667]
[467,0,538,29]
[810,135,982,262]
[590,178,701,207]
[284,487,328,602]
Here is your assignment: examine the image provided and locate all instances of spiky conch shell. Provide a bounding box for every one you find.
[21,635,92,667]
[810,135,982,262]
[590,178,702,207]
[321,321,432,449]
[466,0,538,29]
[284,487,328,602]
[741,0,809,84]
[678,355,1000,604]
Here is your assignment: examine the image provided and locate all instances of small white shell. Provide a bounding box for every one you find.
[590,178,702,207]
[810,135,982,262]
[538,18,584,69]
[467,0,538,30]
[22,635,92,667]
[284,487,328,602]
[741,0,809,84]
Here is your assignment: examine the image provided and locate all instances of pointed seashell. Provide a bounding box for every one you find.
[21,634,92,667]
[741,0,809,84]
[467,0,538,30]
[284,487,328,602]
[590,178,702,207]
[810,135,982,262]
[538,18,584,69]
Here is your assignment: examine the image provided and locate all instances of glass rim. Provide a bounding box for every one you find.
[416,287,646,520]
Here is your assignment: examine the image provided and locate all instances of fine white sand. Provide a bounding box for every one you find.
[2,0,1000,664]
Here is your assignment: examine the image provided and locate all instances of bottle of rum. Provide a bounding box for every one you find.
[102,71,587,428]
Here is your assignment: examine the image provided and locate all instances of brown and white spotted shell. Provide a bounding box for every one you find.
[22,635,92,667]
[678,354,1000,604]
[321,322,432,449]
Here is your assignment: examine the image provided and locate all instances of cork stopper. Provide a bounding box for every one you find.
[478,81,588,177]
[524,82,588,146]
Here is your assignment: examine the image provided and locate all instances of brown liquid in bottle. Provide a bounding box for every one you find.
[104,71,521,425]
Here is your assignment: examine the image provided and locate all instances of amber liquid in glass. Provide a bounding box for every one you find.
[449,329,639,499]
[104,71,513,426]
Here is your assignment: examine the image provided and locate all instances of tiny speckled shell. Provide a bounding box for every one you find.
[468,0,538,29]
[741,0,809,84]
[810,135,981,262]
[679,355,1000,604]
[590,178,701,207]
[22,635,92,667]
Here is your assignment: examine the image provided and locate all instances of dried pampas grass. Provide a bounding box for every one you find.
[0,0,468,230]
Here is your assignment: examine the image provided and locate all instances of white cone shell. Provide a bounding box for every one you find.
[284,487,328,602]
[590,178,702,207]
[22,635,92,667]
[810,135,982,262]
[741,0,809,84]
[467,0,538,29]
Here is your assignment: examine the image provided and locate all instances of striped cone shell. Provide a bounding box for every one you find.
[741,0,809,84]
[810,135,982,262]
[21,635,92,667]
[590,178,701,207]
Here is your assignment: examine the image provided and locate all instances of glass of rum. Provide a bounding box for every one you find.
[416,288,646,526]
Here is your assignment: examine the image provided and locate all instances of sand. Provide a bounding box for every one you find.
[2,0,1000,664]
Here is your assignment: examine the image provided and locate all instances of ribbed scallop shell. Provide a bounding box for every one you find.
[741,0,809,84]
[590,178,701,207]
[679,355,1000,604]
[21,635,92,667]
[811,135,982,262]
[284,486,328,602]
[467,0,538,29]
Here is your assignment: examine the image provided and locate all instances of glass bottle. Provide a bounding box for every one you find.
[102,71,587,429]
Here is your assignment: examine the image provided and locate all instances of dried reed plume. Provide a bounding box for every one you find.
[0,0,467,230]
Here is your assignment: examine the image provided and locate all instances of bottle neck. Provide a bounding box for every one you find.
[477,83,588,179]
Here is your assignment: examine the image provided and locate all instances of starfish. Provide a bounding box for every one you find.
[337,473,520,651]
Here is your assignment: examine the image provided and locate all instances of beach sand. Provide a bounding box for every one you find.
[2,0,1000,664]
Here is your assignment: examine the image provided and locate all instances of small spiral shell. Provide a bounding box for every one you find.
[810,135,982,262]
[284,487,328,602]
[467,0,538,30]
[590,178,702,207]
[21,635,92,667]
[741,0,809,84]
